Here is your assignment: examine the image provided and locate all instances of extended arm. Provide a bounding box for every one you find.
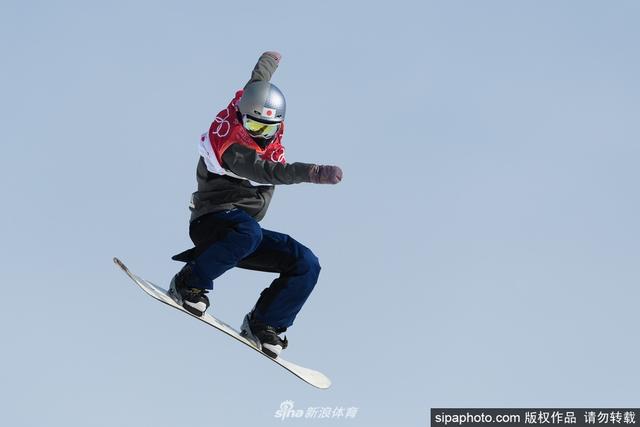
[245,51,282,87]
[222,144,313,185]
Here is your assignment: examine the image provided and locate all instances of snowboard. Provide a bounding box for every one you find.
[113,257,331,389]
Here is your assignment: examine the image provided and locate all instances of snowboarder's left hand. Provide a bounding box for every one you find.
[309,165,343,184]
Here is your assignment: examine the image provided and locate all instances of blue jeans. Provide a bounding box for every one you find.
[177,209,320,330]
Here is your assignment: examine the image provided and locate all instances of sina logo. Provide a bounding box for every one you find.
[274,400,303,420]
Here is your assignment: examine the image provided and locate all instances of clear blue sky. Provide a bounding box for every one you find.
[1,1,639,426]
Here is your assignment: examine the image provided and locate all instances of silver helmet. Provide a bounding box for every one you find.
[238,81,286,123]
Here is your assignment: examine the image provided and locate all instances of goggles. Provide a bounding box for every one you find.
[242,115,281,139]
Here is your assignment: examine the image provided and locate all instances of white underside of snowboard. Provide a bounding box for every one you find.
[113,257,331,389]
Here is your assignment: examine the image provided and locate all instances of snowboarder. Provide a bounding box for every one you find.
[170,51,343,359]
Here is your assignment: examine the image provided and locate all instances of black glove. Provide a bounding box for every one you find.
[309,165,343,184]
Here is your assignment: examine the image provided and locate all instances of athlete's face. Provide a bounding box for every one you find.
[242,115,281,140]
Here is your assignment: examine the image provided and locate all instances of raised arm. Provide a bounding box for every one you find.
[245,51,282,87]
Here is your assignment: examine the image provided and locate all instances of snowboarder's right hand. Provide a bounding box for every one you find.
[309,165,343,184]
[263,51,282,63]
[247,51,282,87]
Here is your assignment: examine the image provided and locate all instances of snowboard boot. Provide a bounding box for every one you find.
[169,264,210,317]
[240,311,288,359]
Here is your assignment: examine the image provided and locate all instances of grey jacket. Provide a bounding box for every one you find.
[188,52,315,222]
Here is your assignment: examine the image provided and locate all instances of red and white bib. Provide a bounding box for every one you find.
[198,90,286,186]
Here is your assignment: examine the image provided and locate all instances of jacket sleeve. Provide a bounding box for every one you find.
[221,144,314,185]
[245,51,282,87]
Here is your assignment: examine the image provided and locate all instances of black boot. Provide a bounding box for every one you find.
[241,311,288,358]
[169,264,210,317]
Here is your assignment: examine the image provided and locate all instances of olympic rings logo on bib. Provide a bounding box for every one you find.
[270,150,285,163]
[212,107,231,138]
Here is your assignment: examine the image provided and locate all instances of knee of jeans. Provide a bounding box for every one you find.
[298,247,321,281]
[236,220,263,254]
